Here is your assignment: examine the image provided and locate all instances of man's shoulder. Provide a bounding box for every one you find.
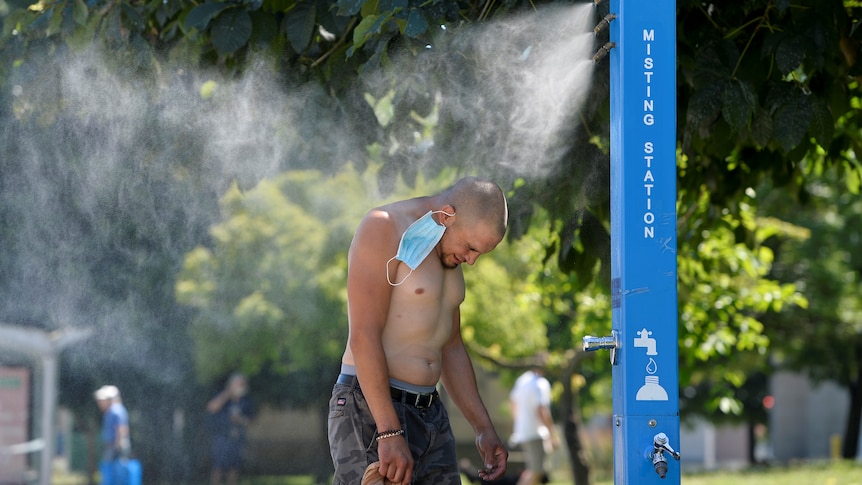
[108,404,128,422]
[512,375,536,393]
[361,207,394,226]
[350,210,398,258]
[355,208,399,240]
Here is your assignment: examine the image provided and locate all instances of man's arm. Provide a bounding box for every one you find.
[206,390,230,414]
[346,211,414,484]
[538,378,558,448]
[538,404,559,449]
[116,423,130,449]
[112,410,130,458]
[440,309,508,481]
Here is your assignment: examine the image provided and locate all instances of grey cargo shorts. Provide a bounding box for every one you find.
[327,378,460,485]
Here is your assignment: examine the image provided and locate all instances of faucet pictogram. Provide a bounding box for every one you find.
[633,328,657,355]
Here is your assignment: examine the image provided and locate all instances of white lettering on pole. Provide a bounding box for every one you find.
[643,29,656,239]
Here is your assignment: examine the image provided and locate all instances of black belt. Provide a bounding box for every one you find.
[336,374,438,408]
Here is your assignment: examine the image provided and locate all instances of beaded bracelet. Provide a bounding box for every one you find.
[376,429,405,441]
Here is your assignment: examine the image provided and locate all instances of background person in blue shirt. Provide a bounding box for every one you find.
[94,385,131,463]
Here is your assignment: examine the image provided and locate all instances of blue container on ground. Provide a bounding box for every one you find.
[99,459,142,485]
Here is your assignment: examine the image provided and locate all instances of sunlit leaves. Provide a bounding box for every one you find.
[844,159,862,194]
[462,222,555,358]
[676,185,807,416]
[348,11,389,56]
[364,88,395,127]
[758,167,862,392]
[463,257,550,358]
[176,171,357,382]
[175,167,441,385]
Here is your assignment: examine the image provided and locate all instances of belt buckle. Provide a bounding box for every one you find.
[414,392,433,408]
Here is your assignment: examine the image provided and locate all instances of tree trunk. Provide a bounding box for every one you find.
[559,358,591,485]
[841,343,862,459]
[563,406,591,485]
[746,420,756,465]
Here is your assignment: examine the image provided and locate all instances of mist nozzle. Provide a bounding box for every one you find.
[594,14,616,35]
[592,42,616,63]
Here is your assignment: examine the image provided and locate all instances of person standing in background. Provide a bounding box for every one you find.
[206,373,255,485]
[94,385,131,484]
[509,364,558,485]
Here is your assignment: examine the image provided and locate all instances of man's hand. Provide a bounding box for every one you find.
[475,431,508,481]
[549,432,561,451]
[377,436,414,485]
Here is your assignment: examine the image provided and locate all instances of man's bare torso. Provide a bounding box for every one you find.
[341,199,466,387]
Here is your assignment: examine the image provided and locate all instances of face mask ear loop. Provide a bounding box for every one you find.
[386,256,412,287]
[432,210,455,222]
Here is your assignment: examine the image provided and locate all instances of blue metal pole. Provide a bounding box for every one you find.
[609,0,680,483]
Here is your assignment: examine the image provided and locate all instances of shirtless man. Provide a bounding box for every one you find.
[328,177,509,485]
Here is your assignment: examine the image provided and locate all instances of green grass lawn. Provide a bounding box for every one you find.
[240,460,862,485]
[55,460,862,485]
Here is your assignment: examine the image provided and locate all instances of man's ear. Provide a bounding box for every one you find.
[440,204,456,226]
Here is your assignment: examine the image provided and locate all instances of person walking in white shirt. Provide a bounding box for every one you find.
[509,365,558,485]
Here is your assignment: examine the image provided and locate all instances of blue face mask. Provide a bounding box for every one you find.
[386,210,454,286]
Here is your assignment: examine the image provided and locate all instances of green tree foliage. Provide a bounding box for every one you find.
[759,163,862,458]
[175,170,367,398]
[676,182,808,421]
[4,0,859,265]
[677,0,862,207]
[461,220,554,360]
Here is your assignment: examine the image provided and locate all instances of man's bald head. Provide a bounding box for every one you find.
[441,177,508,238]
